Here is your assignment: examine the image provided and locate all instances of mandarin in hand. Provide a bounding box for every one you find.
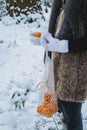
[33,32,41,38]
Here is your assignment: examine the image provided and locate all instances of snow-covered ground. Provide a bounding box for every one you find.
[0,6,87,130]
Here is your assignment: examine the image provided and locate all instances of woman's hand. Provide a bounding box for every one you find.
[30,31,69,53]
[30,33,41,46]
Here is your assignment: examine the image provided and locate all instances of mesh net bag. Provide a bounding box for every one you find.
[37,48,58,118]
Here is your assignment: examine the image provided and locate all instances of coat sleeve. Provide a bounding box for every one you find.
[69,37,87,52]
[58,0,87,52]
[44,0,62,61]
[46,0,62,60]
[48,0,62,36]
[58,0,82,40]
[67,0,87,52]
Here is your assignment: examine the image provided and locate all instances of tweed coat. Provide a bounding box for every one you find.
[48,0,87,102]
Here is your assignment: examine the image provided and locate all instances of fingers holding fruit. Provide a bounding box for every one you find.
[30,31,52,48]
[30,32,41,46]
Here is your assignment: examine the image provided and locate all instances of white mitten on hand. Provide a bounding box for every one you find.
[40,31,52,47]
[30,34,41,46]
[40,32,69,53]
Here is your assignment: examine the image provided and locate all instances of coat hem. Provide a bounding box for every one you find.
[58,96,85,103]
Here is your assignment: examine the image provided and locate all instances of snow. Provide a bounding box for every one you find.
[0,6,87,130]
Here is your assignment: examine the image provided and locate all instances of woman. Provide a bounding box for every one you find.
[40,0,87,130]
[31,0,87,130]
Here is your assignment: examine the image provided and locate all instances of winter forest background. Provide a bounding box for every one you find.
[0,0,87,130]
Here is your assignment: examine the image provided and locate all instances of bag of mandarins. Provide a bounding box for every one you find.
[37,47,58,118]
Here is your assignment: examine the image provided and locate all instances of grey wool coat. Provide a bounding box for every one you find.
[48,0,87,102]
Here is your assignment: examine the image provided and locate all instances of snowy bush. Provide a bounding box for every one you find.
[0,0,7,17]
[4,0,52,23]
[5,0,42,17]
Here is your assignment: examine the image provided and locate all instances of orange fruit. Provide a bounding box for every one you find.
[37,105,43,114]
[50,104,58,114]
[46,112,53,118]
[44,93,51,101]
[44,99,50,104]
[43,107,49,114]
[33,32,41,38]
[44,104,49,108]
